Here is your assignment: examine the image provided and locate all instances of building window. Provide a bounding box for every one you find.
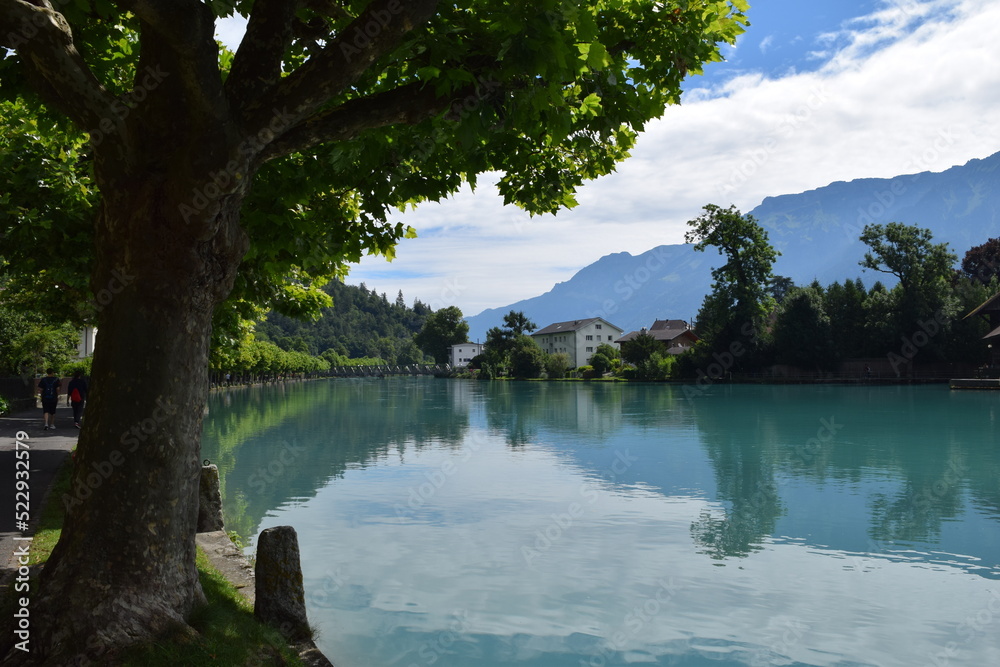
[586,347,594,353]
[596,324,602,330]
[586,335,593,341]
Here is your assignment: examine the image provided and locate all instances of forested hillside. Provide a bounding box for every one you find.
[256,281,432,365]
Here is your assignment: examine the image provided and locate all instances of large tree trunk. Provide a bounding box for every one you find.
[12,177,248,664]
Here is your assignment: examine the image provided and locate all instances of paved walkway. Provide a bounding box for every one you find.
[0,401,79,580]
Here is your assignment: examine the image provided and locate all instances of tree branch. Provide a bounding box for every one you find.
[224,0,299,109]
[256,78,494,164]
[0,0,116,130]
[241,0,441,139]
[129,0,225,124]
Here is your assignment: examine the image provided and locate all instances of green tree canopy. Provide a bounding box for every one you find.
[859,222,956,294]
[768,275,795,304]
[544,351,571,379]
[509,333,544,379]
[859,223,957,358]
[502,310,537,336]
[620,331,660,365]
[822,278,870,358]
[771,285,835,371]
[961,237,1000,286]
[414,305,469,364]
[589,350,613,375]
[686,204,779,355]
[0,1,747,660]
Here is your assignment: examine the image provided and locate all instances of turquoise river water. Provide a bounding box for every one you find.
[200,378,1000,666]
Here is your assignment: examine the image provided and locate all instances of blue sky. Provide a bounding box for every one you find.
[697,2,881,82]
[223,1,1000,316]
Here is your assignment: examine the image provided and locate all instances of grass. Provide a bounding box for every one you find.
[6,453,306,666]
[23,454,74,566]
[118,550,305,666]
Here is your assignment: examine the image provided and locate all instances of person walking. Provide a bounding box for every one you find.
[38,368,61,430]
[67,369,88,428]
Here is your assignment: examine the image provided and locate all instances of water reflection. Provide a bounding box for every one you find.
[676,384,1000,563]
[203,381,1000,565]
[202,379,471,540]
[201,379,1000,666]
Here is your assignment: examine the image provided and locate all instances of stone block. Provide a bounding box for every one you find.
[254,525,311,642]
[198,464,225,533]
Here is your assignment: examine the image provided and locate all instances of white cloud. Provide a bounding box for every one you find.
[346,0,1000,316]
[759,35,775,53]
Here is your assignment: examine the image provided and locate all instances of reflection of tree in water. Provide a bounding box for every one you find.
[868,447,967,547]
[957,399,1000,522]
[685,387,787,559]
[684,386,1000,562]
[483,382,539,447]
[201,378,470,542]
[482,381,625,447]
[968,453,1000,520]
[689,454,783,560]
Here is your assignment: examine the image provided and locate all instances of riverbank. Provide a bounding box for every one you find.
[0,403,334,665]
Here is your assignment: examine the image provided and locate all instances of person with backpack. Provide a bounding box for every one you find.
[38,368,61,430]
[67,369,88,429]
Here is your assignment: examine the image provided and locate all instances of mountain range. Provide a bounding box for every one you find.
[465,150,1000,342]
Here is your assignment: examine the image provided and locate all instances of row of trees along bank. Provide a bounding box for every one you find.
[447,207,999,382]
[678,206,998,378]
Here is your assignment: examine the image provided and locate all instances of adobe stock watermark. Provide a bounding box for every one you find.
[717,83,830,198]
[406,74,502,169]
[88,66,170,148]
[339,0,405,63]
[849,457,965,573]
[306,566,348,609]
[682,322,765,401]
[394,432,485,522]
[750,618,811,667]
[2,0,76,52]
[585,247,693,322]
[427,276,468,312]
[927,589,1000,667]
[791,416,844,467]
[521,448,638,565]
[61,398,178,510]
[886,309,949,376]
[583,578,679,667]
[178,106,295,223]
[885,0,925,21]
[91,267,135,312]
[403,610,471,667]
[843,125,961,241]
[12,430,32,653]
[249,439,306,494]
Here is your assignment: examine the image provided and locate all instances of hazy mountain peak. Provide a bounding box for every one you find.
[465,150,1000,342]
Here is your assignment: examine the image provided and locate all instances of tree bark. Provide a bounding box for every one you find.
[7,177,248,664]
[0,1,450,660]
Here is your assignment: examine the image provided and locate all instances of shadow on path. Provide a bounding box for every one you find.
[0,402,78,578]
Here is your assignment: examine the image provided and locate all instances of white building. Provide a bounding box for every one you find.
[530,318,624,367]
[77,326,97,358]
[450,342,483,367]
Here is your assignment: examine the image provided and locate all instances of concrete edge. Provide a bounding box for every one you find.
[195,530,335,667]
